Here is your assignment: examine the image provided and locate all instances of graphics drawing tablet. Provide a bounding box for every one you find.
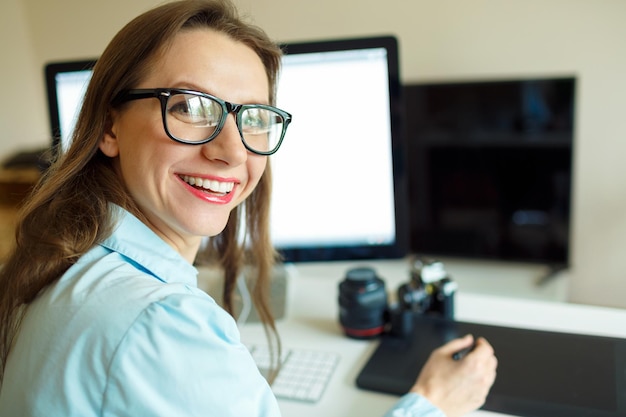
[356,315,626,417]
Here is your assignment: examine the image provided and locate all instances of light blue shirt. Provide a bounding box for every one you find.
[0,207,443,417]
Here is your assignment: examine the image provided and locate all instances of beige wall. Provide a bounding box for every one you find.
[1,0,625,308]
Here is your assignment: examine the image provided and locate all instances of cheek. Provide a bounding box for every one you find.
[115,122,174,189]
[242,156,267,198]
[250,156,267,185]
[117,113,169,160]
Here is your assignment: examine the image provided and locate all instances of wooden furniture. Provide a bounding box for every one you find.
[0,167,40,261]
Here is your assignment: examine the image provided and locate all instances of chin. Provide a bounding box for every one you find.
[194,218,231,238]
[192,223,228,238]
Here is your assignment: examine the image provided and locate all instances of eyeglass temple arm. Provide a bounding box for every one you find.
[112,89,165,106]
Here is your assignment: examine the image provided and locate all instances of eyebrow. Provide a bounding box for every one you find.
[172,82,270,106]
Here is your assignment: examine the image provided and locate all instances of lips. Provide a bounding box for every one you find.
[180,175,234,194]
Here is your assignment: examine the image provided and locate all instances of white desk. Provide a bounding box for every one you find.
[231,260,626,417]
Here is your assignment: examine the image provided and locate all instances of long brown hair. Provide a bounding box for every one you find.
[0,0,282,381]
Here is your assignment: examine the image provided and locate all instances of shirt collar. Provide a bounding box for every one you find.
[100,205,198,286]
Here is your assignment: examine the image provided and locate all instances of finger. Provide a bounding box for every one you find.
[471,337,495,358]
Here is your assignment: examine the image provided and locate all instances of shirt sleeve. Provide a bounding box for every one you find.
[101,291,281,417]
[383,393,447,417]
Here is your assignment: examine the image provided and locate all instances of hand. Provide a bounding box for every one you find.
[409,334,497,417]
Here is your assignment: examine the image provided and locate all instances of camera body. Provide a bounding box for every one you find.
[397,260,456,318]
[338,259,457,339]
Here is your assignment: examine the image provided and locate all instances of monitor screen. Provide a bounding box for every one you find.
[404,78,575,266]
[45,60,94,155]
[44,36,407,262]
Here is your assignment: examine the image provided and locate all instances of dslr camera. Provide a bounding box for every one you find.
[338,259,457,339]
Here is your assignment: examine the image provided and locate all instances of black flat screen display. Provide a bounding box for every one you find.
[404,78,575,267]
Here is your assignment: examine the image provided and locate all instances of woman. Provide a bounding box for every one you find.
[0,1,496,416]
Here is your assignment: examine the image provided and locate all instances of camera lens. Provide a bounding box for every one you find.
[338,267,388,339]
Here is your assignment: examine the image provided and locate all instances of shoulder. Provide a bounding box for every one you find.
[102,291,280,416]
[60,250,280,416]
[119,289,240,350]
[9,249,257,416]
[64,248,222,349]
[58,245,202,311]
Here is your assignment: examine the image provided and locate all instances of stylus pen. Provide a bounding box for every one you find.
[452,340,477,361]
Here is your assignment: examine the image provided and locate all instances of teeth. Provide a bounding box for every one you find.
[181,175,234,193]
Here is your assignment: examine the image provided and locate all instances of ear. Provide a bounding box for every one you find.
[99,110,120,157]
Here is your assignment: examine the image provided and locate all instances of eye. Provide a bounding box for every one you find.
[167,94,222,127]
[241,108,273,134]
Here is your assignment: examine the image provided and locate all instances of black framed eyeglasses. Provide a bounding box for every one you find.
[113,88,292,155]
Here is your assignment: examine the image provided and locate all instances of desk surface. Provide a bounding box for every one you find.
[234,260,626,417]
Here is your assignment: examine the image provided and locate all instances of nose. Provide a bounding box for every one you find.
[201,114,248,165]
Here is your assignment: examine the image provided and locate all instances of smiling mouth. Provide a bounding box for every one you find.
[180,175,235,194]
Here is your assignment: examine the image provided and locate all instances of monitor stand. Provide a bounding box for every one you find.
[535,263,568,286]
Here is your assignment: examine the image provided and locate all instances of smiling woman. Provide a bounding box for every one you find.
[0,1,287,415]
[0,1,495,416]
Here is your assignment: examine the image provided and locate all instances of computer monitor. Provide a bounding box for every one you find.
[45,60,95,155]
[44,35,407,262]
[403,77,575,267]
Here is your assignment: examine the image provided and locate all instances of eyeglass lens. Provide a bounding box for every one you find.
[165,92,286,153]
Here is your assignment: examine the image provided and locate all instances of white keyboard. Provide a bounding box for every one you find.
[249,345,340,403]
